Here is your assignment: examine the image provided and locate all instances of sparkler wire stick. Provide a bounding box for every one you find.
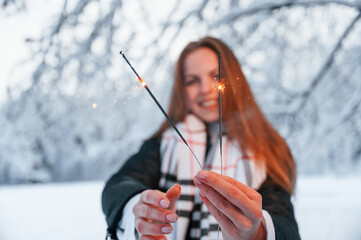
[217,51,223,239]
[218,52,223,176]
[119,51,204,171]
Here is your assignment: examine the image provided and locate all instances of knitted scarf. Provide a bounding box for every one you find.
[159,114,267,240]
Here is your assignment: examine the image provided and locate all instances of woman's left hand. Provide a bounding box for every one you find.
[193,170,266,240]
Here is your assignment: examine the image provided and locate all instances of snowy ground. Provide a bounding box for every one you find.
[294,176,361,240]
[0,176,360,240]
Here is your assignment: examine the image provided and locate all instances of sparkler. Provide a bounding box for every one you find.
[119,51,204,171]
[217,52,223,239]
[218,52,223,176]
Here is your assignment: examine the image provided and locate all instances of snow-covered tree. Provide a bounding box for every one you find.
[0,0,360,184]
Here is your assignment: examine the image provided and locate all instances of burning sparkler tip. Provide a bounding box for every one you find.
[119,51,123,55]
[139,77,147,87]
[218,83,225,91]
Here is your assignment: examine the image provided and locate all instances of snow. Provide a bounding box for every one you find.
[294,175,361,240]
[1,0,360,185]
[0,0,64,105]
[1,176,360,240]
[0,181,107,240]
[0,3,361,238]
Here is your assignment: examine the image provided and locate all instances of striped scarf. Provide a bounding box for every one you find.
[159,114,266,240]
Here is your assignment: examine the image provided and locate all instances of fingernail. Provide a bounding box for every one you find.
[162,226,173,233]
[193,177,202,185]
[197,170,208,180]
[160,199,169,208]
[166,214,177,222]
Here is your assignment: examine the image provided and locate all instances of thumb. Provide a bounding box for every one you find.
[165,184,181,210]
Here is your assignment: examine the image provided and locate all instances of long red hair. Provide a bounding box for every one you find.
[154,37,296,194]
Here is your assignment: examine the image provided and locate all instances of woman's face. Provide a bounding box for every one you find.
[184,47,219,123]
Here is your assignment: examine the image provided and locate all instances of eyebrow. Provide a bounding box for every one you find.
[184,68,218,77]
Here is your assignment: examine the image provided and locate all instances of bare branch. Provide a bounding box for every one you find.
[1,0,25,11]
[142,0,209,78]
[294,11,361,113]
[210,0,361,28]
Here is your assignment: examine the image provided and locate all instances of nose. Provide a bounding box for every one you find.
[200,77,217,94]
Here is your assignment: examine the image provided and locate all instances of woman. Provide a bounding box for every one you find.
[102,37,300,240]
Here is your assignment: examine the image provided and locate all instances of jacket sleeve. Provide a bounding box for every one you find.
[258,177,301,240]
[101,137,161,237]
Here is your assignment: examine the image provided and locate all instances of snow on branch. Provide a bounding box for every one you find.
[210,0,361,28]
[294,11,361,113]
[1,0,25,11]
[2,0,361,183]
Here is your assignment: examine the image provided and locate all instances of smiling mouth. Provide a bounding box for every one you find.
[200,99,218,108]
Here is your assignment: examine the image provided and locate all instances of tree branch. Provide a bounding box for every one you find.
[210,0,361,28]
[295,11,361,113]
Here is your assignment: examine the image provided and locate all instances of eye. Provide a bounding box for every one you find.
[185,77,199,86]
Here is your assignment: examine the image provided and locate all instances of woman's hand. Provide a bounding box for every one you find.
[132,185,181,240]
[193,171,266,240]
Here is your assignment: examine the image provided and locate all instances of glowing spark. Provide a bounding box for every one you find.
[92,103,97,109]
[218,83,225,91]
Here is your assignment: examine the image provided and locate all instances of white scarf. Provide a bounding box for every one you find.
[159,114,267,240]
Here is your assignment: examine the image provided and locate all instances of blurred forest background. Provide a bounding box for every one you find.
[0,0,360,184]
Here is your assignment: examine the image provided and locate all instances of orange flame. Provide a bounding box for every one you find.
[218,83,225,91]
[139,77,147,87]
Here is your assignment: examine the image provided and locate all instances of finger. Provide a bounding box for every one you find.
[194,178,254,230]
[207,171,260,200]
[194,172,251,214]
[140,235,167,240]
[209,171,263,220]
[165,184,181,209]
[195,171,262,218]
[198,192,236,238]
[135,218,173,236]
[133,203,178,223]
[141,190,170,209]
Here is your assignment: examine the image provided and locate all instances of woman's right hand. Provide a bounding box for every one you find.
[132,185,181,240]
